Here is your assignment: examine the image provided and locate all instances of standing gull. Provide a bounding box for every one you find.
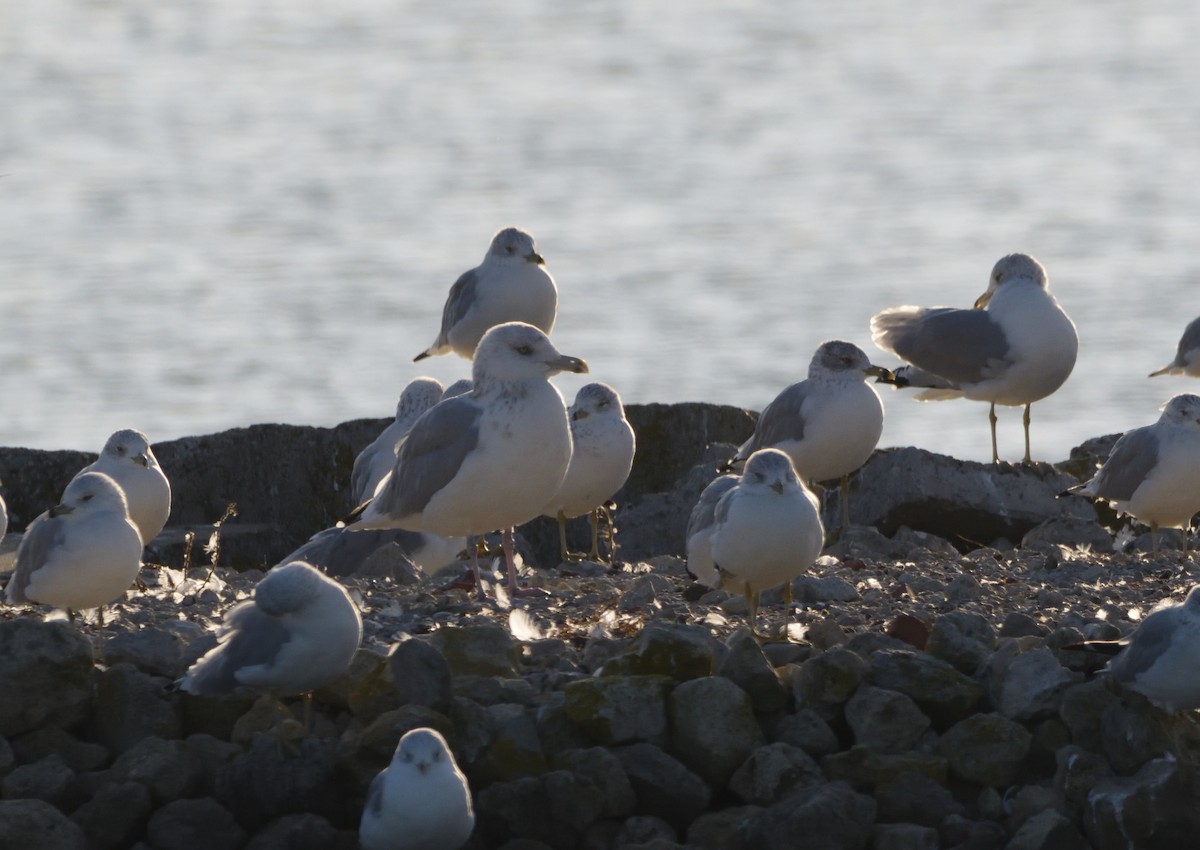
[359,727,475,850]
[1066,393,1200,553]
[685,473,739,588]
[5,472,143,624]
[1105,586,1200,713]
[728,340,892,531]
[76,429,171,547]
[355,322,588,597]
[541,383,636,562]
[180,560,362,701]
[871,253,1078,464]
[414,227,558,362]
[351,377,445,505]
[1150,316,1200,378]
[709,449,824,639]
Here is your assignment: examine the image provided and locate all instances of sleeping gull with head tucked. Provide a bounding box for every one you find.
[180,560,362,699]
[727,340,892,532]
[5,472,143,624]
[871,253,1078,465]
[710,449,824,639]
[541,382,636,563]
[351,377,445,505]
[75,429,171,548]
[414,227,558,362]
[1150,316,1200,379]
[359,726,475,850]
[355,322,588,597]
[1066,393,1200,554]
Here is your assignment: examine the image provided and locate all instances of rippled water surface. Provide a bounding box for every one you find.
[3,1,1200,463]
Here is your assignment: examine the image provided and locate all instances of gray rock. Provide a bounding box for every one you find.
[867,649,985,728]
[792,646,868,721]
[616,574,677,613]
[685,805,760,850]
[471,708,549,785]
[426,623,520,678]
[793,574,860,603]
[614,743,711,830]
[998,613,1048,639]
[532,693,591,759]
[109,736,201,803]
[563,675,672,747]
[717,631,789,714]
[871,823,940,850]
[214,736,341,829]
[94,663,182,753]
[476,770,604,849]
[388,637,452,712]
[936,713,1032,787]
[926,611,996,675]
[0,738,12,777]
[1084,755,1200,850]
[69,781,153,850]
[845,685,930,753]
[851,448,1095,544]
[0,755,82,811]
[767,708,840,756]
[552,748,636,819]
[668,677,764,787]
[1005,809,1089,850]
[821,747,948,792]
[0,798,88,850]
[742,781,876,850]
[874,773,965,827]
[1020,516,1113,551]
[1053,745,1113,822]
[243,814,341,850]
[986,646,1082,722]
[615,815,677,846]
[727,742,824,806]
[939,814,1007,850]
[102,628,189,679]
[11,727,108,774]
[145,797,246,850]
[1057,678,1117,754]
[606,622,717,681]
[0,619,95,737]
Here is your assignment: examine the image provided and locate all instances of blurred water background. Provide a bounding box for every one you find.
[2,0,1199,463]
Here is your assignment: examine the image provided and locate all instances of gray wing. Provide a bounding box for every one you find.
[370,398,483,520]
[1109,608,1181,684]
[713,485,740,527]
[434,269,481,347]
[1091,426,1160,502]
[181,602,291,695]
[687,475,739,539]
[350,442,383,505]
[741,383,813,456]
[5,511,66,604]
[365,770,386,817]
[284,526,433,577]
[873,307,1011,385]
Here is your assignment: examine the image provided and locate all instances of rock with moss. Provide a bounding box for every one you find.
[564,675,672,747]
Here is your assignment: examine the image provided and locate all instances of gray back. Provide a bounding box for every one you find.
[1093,425,1160,502]
[434,269,481,345]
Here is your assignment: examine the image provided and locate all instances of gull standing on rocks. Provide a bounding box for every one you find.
[727,340,892,532]
[710,449,824,638]
[359,727,475,850]
[541,382,636,562]
[685,474,739,588]
[180,560,362,702]
[1065,393,1200,553]
[354,322,588,597]
[76,429,171,548]
[870,253,1078,464]
[1105,586,1200,713]
[351,377,445,504]
[414,227,557,362]
[5,472,143,624]
[1150,316,1200,378]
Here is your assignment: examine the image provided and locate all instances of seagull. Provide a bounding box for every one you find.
[685,473,739,588]
[541,383,636,563]
[5,472,143,624]
[709,449,825,639]
[281,525,465,577]
[870,253,1078,464]
[414,227,558,362]
[1105,586,1200,713]
[75,429,171,547]
[727,340,892,532]
[351,377,445,505]
[440,378,474,401]
[358,727,475,850]
[1065,393,1200,554]
[1150,316,1200,378]
[180,560,362,704]
[354,322,588,598]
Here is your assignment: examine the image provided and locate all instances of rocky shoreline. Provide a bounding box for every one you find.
[0,403,1197,850]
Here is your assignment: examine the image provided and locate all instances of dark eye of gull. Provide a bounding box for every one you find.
[515,344,533,355]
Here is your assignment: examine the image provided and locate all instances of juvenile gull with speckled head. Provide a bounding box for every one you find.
[871,253,1078,464]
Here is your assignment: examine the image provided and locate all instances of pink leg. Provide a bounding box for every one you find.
[503,528,547,597]
[468,534,489,600]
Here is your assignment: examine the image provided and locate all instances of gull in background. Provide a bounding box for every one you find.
[871,253,1078,464]
[75,429,171,548]
[351,377,445,505]
[1150,316,1200,378]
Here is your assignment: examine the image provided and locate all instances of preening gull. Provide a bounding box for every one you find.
[728,340,891,531]
[359,727,475,850]
[355,322,588,597]
[709,449,824,638]
[75,429,171,547]
[180,560,362,698]
[351,377,445,505]
[1150,316,1200,378]
[871,253,1078,464]
[685,473,739,587]
[5,472,143,624]
[414,227,558,362]
[1066,393,1200,553]
[541,382,636,562]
